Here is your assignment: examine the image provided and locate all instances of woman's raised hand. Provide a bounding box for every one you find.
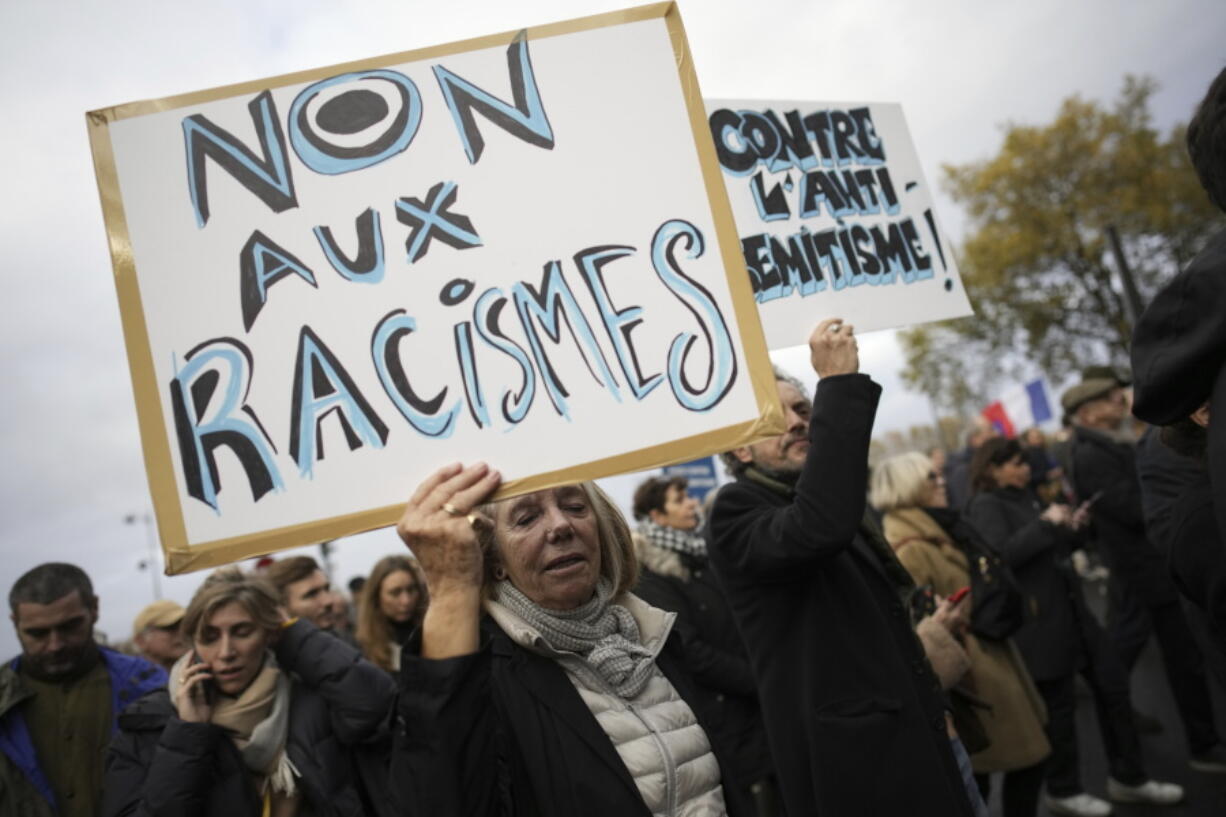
[397,462,502,593]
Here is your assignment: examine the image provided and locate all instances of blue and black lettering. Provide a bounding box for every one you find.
[169,338,283,510]
[183,90,297,228]
[289,326,388,476]
[434,30,554,164]
[240,230,317,331]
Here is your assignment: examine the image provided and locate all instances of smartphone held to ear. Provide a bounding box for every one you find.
[190,652,217,705]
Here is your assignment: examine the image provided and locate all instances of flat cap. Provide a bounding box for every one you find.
[132,600,184,638]
[1131,228,1226,425]
[1082,365,1131,387]
[1061,378,1118,415]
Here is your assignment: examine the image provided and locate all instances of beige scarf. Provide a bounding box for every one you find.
[170,652,300,816]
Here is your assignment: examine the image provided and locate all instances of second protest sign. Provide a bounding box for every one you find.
[707,99,973,349]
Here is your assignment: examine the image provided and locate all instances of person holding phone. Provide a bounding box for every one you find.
[966,437,1182,817]
[102,567,395,817]
[872,452,1049,817]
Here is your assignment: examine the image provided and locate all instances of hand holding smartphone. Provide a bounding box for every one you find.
[189,653,216,706]
[175,652,215,723]
[947,586,971,605]
[1072,491,1102,529]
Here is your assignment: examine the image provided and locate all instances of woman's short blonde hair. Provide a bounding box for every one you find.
[870,451,935,513]
[477,481,639,599]
[181,567,282,643]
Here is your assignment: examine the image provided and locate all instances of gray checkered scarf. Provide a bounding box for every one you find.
[639,519,707,559]
[494,578,656,698]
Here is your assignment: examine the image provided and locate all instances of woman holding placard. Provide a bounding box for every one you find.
[389,464,746,817]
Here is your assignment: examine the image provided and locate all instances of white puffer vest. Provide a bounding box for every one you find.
[486,593,727,817]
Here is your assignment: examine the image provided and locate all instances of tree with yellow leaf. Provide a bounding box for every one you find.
[901,77,1222,413]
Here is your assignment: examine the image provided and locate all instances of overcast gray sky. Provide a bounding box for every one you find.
[1,0,1222,657]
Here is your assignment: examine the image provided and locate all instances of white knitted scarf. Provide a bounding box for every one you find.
[493,579,656,698]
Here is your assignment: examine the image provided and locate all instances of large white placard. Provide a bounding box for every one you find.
[89,5,781,573]
[707,99,973,349]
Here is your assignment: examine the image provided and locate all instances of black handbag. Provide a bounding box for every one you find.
[965,540,1027,641]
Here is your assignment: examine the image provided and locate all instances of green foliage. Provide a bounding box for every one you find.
[901,76,1223,413]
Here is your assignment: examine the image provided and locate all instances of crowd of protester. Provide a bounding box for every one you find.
[3,65,1226,817]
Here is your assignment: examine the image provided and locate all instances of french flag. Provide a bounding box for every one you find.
[982,379,1055,438]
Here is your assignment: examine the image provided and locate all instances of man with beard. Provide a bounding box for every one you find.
[1,563,165,817]
[707,318,981,817]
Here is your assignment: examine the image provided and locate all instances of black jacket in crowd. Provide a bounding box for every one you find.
[1070,425,1179,605]
[1135,427,1201,558]
[1135,429,1226,663]
[708,373,975,817]
[102,620,396,817]
[965,486,1091,680]
[1166,479,1226,658]
[634,551,775,789]
[390,616,749,817]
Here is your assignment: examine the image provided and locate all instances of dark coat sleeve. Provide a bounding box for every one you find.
[965,493,1059,568]
[390,642,508,817]
[102,703,228,817]
[1169,487,1226,639]
[274,620,396,745]
[709,374,882,580]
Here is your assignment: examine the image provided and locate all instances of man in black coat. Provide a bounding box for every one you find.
[1064,378,1226,772]
[1135,426,1226,686]
[1131,65,1226,684]
[708,318,981,817]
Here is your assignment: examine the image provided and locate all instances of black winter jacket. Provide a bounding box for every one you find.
[1168,480,1226,651]
[634,551,774,786]
[965,487,1090,680]
[708,374,975,817]
[101,620,395,817]
[1070,426,1179,604]
[390,616,748,817]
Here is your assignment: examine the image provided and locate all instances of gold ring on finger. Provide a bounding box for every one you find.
[442,502,464,516]
[466,512,481,529]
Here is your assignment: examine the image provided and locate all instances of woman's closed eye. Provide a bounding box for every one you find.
[513,511,539,527]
